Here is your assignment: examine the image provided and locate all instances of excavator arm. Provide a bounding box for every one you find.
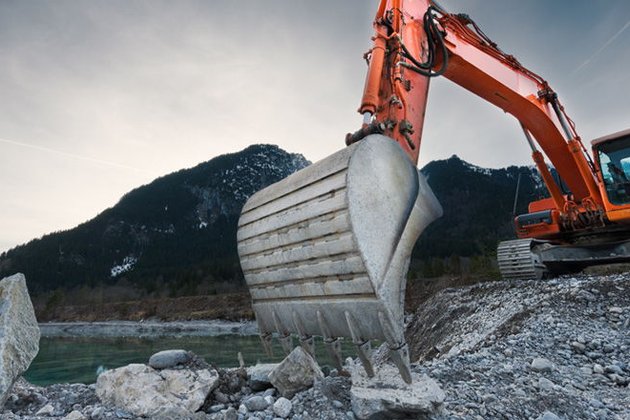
[350,0,604,238]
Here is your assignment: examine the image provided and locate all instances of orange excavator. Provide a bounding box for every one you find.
[236,0,629,382]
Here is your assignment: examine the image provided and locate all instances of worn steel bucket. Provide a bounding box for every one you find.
[237,135,442,382]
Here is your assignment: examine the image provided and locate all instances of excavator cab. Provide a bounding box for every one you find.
[592,129,630,222]
[594,131,630,205]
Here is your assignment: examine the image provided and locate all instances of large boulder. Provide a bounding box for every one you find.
[269,346,324,398]
[348,359,445,419]
[0,273,40,407]
[95,363,219,417]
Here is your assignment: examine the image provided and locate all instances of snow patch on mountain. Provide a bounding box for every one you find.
[110,256,137,278]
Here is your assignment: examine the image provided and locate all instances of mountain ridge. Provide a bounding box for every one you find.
[0,144,546,302]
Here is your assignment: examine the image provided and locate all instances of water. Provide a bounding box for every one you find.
[24,335,356,386]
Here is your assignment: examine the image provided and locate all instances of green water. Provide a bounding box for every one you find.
[24,336,355,386]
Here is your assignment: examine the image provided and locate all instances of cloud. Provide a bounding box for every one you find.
[572,19,630,75]
[0,137,152,174]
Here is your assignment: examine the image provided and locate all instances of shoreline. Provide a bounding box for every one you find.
[39,319,259,338]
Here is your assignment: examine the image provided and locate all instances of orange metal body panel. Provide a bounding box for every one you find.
[606,208,630,223]
[515,210,562,239]
[529,197,562,213]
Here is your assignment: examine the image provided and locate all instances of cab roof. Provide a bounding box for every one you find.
[591,128,630,147]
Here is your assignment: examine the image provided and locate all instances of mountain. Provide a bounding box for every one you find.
[0,146,546,301]
[0,144,309,297]
[415,155,545,258]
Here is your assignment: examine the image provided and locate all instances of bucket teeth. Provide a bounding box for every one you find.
[293,311,315,356]
[299,336,315,356]
[356,340,375,378]
[260,333,273,357]
[273,311,293,355]
[323,338,344,372]
[378,311,412,383]
[317,310,343,370]
[278,334,293,355]
[345,311,374,377]
[344,311,362,344]
[316,311,333,339]
[388,343,412,384]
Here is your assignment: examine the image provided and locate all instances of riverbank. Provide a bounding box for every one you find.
[34,292,254,323]
[39,320,258,338]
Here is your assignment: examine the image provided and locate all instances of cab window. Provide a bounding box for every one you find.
[597,136,630,205]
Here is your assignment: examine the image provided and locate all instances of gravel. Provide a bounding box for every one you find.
[3,272,628,419]
[409,273,629,419]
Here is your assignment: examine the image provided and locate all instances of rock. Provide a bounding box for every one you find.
[593,363,604,374]
[148,349,191,369]
[538,377,554,391]
[570,341,585,352]
[0,274,40,407]
[243,395,268,411]
[95,363,219,417]
[586,351,603,360]
[223,406,237,420]
[269,347,324,398]
[36,403,55,415]
[209,403,225,412]
[114,409,132,419]
[90,407,105,418]
[577,290,596,301]
[213,390,229,404]
[247,363,279,391]
[537,411,561,420]
[605,364,623,375]
[531,357,553,372]
[610,374,628,385]
[348,361,445,419]
[273,397,292,418]
[63,410,87,420]
[589,399,604,409]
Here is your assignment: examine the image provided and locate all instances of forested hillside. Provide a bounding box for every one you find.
[0,146,548,306]
[0,144,309,298]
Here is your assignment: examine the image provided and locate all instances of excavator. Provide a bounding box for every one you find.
[236,0,630,383]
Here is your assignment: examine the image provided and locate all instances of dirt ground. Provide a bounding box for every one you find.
[35,291,254,322]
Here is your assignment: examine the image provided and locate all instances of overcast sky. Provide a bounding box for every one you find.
[1,0,629,252]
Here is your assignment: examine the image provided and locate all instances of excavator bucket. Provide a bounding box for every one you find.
[237,135,442,383]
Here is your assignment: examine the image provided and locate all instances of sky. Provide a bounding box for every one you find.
[0,0,629,252]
